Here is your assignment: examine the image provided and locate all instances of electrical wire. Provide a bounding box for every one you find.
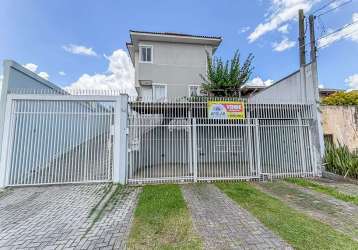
[311,0,341,15]
[316,0,353,17]
[298,18,358,49]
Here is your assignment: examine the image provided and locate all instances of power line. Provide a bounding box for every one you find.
[311,0,341,15]
[318,18,358,41]
[317,28,358,49]
[298,18,358,49]
[316,0,353,17]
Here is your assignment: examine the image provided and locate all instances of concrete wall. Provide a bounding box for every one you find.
[321,105,358,151]
[249,63,317,104]
[0,60,64,167]
[136,41,212,98]
[0,60,112,185]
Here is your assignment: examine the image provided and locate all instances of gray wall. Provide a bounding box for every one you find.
[0,60,112,185]
[0,60,64,169]
[135,41,212,98]
[249,64,316,104]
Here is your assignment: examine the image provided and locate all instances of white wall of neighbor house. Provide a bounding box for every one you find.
[136,41,212,99]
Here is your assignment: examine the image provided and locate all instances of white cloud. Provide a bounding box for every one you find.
[62,44,97,56]
[318,13,358,48]
[240,26,250,33]
[248,0,320,42]
[345,74,358,90]
[59,71,66,76]
[22,63,49,80]
[23,63,38,72]
[272,37,296,51]
[318,83,324,88]
[278,24,289,33]
[66,49,136,95]
[38,72,49,80]
[247,76,274,86]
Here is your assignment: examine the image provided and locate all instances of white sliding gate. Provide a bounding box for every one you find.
[127,99,318,184]
[0,94,318,186]
[0,94,127,187]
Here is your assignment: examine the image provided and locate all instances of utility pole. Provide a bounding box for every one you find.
[298,9,306,66]
[309,15,317,62]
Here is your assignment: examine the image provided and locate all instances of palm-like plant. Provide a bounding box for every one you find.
[200,50,254,97]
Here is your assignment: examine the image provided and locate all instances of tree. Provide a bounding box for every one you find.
[321,91,358,106]
[200,50,254,97]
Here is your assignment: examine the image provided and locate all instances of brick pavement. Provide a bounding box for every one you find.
[0,184,139,249]
[181,184,292,250]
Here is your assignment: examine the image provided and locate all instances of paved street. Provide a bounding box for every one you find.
[0,184,139,249]
[181,184,292,250]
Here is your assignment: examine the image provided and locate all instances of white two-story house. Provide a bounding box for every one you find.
[126,30,222,100]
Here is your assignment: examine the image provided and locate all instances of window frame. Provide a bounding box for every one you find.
[188,84,202,97]
[139,45,153,63]
[152,83,167,102]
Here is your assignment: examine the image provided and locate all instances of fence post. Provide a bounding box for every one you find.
[0,98,13,188]
[192,118,198,182]
[255,118,261,178]
[298,115,307,176]
[113,94,128,185]
[247,112,254,177]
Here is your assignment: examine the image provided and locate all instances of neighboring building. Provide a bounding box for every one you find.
[319,88,343,99]
[241,84,343,99]
[126,30,222,100]
[321,105,358,151]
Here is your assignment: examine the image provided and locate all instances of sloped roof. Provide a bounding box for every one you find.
[129,30,222,40]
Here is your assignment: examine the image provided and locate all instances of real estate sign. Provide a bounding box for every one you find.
[208,101,245,119]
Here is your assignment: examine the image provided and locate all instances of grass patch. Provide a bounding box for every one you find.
[216,182,358,250]
[286,178,358,206]
[128,185,202,250]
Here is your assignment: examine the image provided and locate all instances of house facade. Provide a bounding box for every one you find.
[126,31,222,100]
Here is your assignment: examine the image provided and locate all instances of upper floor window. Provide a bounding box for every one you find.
[140,45,153,63]
[188,85,201,97]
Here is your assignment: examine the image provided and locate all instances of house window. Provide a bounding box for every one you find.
[140,45,153,63]
[188,85,201,97]
[152,84,167,101]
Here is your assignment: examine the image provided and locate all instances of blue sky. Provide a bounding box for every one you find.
[1,0,358,92]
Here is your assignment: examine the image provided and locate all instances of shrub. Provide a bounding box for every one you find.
[324,141,358,179]
[321,91,358,106]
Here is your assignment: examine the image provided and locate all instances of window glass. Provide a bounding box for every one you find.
[189,86,201,97]
[141,46,152,62]
[153,85,166,101]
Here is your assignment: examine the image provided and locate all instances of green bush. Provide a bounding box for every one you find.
[321,91,358,106]
[324,141,358,179]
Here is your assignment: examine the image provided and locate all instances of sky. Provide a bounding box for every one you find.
[0,0,358,94]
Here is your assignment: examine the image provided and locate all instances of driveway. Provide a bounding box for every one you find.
[0,184,139,249]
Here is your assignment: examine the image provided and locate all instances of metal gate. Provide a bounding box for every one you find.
[127,98,317,184]
[0,94,118,186]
